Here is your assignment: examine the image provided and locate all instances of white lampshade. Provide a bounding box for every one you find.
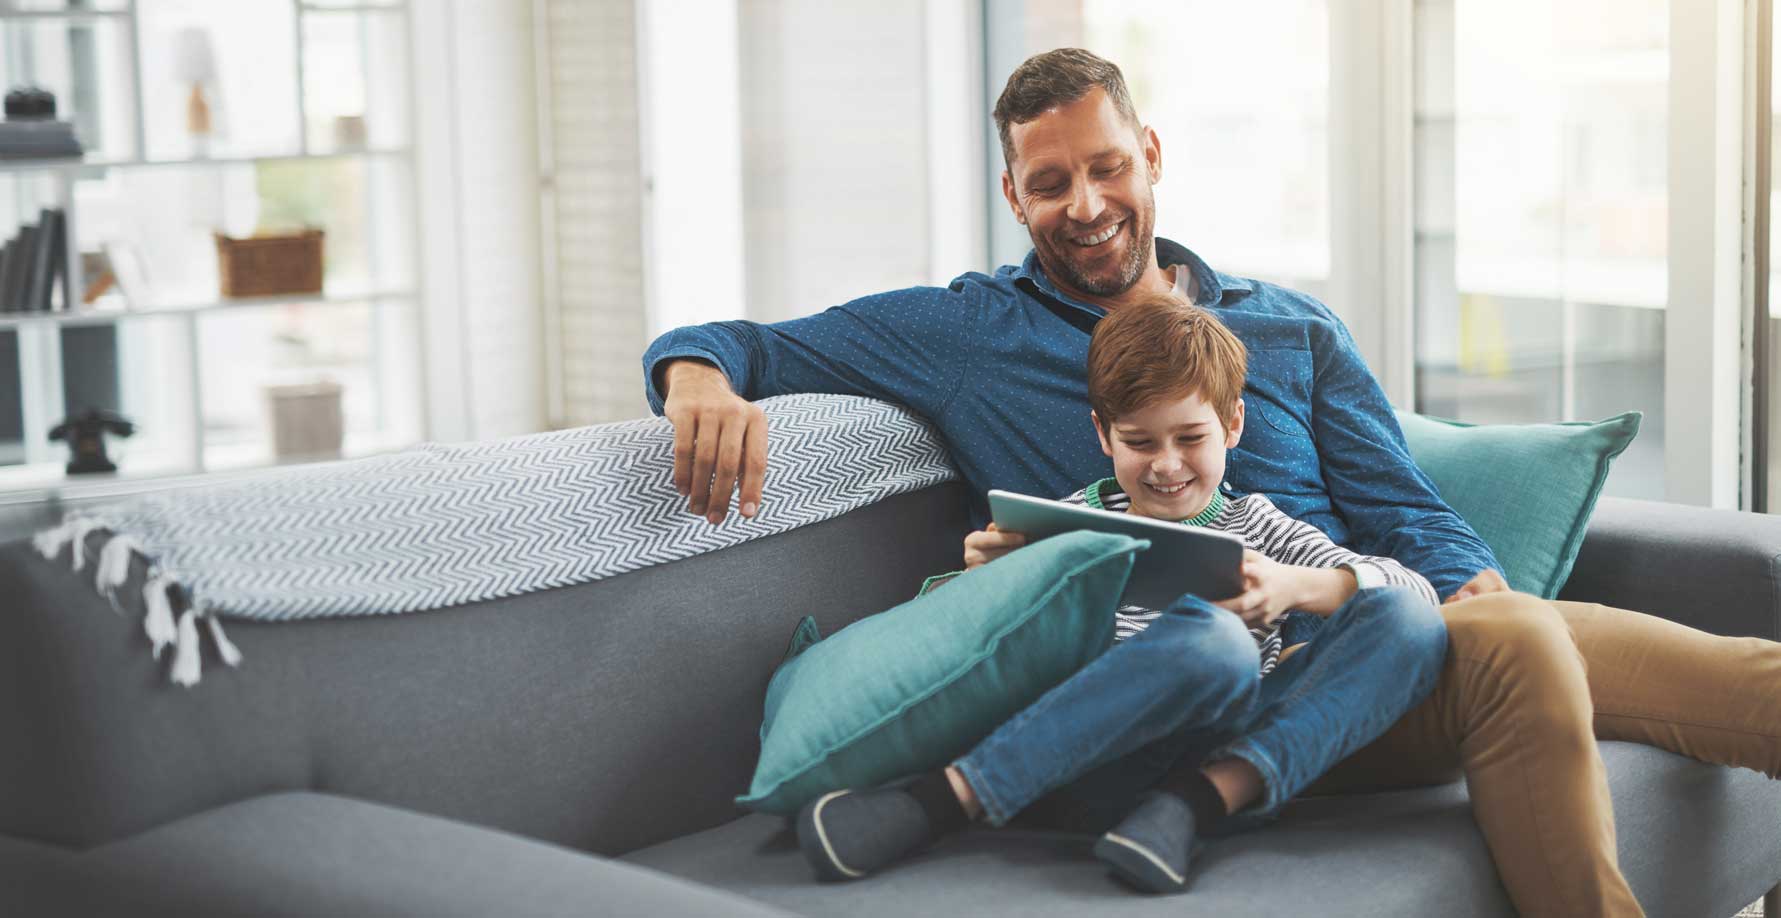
[171,27,218,84]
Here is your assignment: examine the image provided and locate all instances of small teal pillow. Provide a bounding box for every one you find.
[738,529,1146,814]
[1396,410,1641,599]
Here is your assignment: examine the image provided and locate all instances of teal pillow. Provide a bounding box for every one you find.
[1396,410,1641,599]
[737,529,1145,814]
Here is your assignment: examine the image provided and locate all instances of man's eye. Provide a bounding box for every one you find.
[1030,185,1064,197]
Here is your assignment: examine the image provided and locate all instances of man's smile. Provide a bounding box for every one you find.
[1071,220,1124,248]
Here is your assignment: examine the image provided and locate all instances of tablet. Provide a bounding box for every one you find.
[987,489,1245,608]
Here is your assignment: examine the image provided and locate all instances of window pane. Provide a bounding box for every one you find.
[1414,0,1667,499]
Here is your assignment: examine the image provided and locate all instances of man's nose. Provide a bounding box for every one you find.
[1066,180,1105,226]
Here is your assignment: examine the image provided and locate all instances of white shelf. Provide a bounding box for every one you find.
[0,9,129,22]
[0,147,409,174]
[0,286,413,329]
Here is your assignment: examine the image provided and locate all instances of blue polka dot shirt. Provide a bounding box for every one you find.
[643,238,1501,600]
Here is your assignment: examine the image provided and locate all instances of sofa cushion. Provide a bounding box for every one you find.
[1397,411,1640,598]
[631,742,1781,918]
[740,530,1143,814]
[69,792,794,918]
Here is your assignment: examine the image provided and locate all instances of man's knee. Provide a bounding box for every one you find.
[1442,592,1577,666]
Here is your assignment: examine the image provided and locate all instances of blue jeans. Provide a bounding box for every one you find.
[951,586,1448,830]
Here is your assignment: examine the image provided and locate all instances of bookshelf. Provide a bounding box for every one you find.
[0,0,419,500]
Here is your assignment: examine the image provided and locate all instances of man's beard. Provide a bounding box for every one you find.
[1030,198,1156,298]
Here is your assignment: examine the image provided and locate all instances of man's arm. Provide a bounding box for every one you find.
[1304,315,1503,600]
[643,284,981,523]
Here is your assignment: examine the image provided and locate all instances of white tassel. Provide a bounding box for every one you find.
[142,573,179,661]
[204,613,243,668]
[170,608,202,687]
[67,518,102,572]
[31,519,75,561]
[95,535,137,609]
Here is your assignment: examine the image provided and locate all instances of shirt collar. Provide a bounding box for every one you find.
[1003,236,1256,317]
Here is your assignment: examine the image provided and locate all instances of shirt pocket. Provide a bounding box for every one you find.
[1243,347,1315,438]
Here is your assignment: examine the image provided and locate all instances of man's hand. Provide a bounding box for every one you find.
[963,523,1027,570]
[660,360,767,524]
[1443,568,1511,605]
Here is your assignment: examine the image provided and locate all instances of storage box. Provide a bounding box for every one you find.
[215,229,324,298]
[265,380,343,461]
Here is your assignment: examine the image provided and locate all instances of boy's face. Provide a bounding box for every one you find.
[1093,390,1243,521]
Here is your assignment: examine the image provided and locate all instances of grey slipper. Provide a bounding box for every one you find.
[1093,790,1203,894]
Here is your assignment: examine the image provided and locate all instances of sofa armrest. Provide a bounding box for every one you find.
[1557,497,1781,640]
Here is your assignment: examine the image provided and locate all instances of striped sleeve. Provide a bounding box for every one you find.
[1234,495,1439,608]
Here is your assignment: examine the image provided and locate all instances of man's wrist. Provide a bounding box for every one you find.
[660,358,727,397]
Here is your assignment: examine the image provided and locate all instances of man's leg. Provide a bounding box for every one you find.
[1306,593,1641,918]
[796,596,1260,880]
[1552,600,1781,776]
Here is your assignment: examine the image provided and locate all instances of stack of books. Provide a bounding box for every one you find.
[0,120,81,159]
[0,208,66,312]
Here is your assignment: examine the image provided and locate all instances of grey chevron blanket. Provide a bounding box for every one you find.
[33,394,960,686]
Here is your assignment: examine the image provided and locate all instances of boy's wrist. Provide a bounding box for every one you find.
[1295,566,1357,616]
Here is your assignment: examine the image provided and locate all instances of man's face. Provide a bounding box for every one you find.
[1002,88,1160,301]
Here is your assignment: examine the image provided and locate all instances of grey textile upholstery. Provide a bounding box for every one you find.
[0,482,972,854]
[66,791,793,918]
[625,743,1781,918]
[1560,496,1781,640]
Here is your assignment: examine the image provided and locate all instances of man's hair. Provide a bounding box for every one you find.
[994,48,1142,168]
[1087,298,1247,433]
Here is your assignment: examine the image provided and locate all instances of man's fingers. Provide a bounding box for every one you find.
[686,417,720,516]
[669,411,695,497]
[737,407,768,517]
[704,418,748,524]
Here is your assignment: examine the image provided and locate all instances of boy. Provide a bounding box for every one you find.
[796,299,1449,894]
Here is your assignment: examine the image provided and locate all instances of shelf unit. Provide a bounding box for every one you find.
[0,0,418,502]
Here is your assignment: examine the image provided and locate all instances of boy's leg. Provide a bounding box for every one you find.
[1089,586,1448,893]
[797,596,1260,881]
[1306,593,1641,918]
[1206,585,1449,818]
[950,596,1260,826]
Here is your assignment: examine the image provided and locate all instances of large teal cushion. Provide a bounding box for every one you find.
[737,529,1145,814]
[1396,411,1641,599]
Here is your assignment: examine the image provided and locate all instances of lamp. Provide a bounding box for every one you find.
[170,27,217,157]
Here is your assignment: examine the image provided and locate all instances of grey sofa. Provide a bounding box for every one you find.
[3,478,1780,917]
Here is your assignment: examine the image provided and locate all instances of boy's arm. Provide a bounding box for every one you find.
[1244,495,1441,610]
[643,283,982,522]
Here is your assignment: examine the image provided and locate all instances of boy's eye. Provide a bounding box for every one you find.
[1179,435,1206,445]
[1122,440,1152,449]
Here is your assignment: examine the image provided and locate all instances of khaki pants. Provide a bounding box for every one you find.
[1302,593,1781,918]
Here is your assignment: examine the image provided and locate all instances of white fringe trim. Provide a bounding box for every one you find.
[170,608,202,687]
[66,518,103,572]
[32,519,75,560]
[142,572,179,661]
[205,613,243,668]
[95,534,137,610]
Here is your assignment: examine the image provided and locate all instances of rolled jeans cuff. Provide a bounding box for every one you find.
[1211,736,1291,820]
[950,759,1018,827]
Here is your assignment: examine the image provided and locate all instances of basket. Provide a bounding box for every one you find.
[215,229,324,298]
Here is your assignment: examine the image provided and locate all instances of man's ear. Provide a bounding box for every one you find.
[1143,125,1162,184]
[1225,398,1244,449]
[1092,410,1115,457]
[1001,170,1026,224]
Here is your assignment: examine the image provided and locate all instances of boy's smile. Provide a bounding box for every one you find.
[1094,392,1244,522]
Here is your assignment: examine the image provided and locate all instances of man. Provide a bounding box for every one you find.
[643,48,1781,918]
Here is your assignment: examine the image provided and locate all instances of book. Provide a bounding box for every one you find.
[28,208,63,311]
[0,120,82,159]
[3,223,35,310]
[0,240,14,313]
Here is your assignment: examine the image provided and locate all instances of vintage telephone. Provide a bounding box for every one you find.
[48,408,135,475]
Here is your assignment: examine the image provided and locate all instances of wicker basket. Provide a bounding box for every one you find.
[215,229,324,298]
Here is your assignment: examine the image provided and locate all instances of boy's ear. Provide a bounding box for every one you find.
[1091,410,1115,457]
[1225,399,1245,449]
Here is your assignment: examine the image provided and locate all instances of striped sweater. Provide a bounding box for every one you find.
[1065,479,1437,676]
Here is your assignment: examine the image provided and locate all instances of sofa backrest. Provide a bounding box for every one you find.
[0,481,973,857]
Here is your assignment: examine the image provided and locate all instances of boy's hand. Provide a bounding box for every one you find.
[1215,550,1309,627]
[963,523,1027,570]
